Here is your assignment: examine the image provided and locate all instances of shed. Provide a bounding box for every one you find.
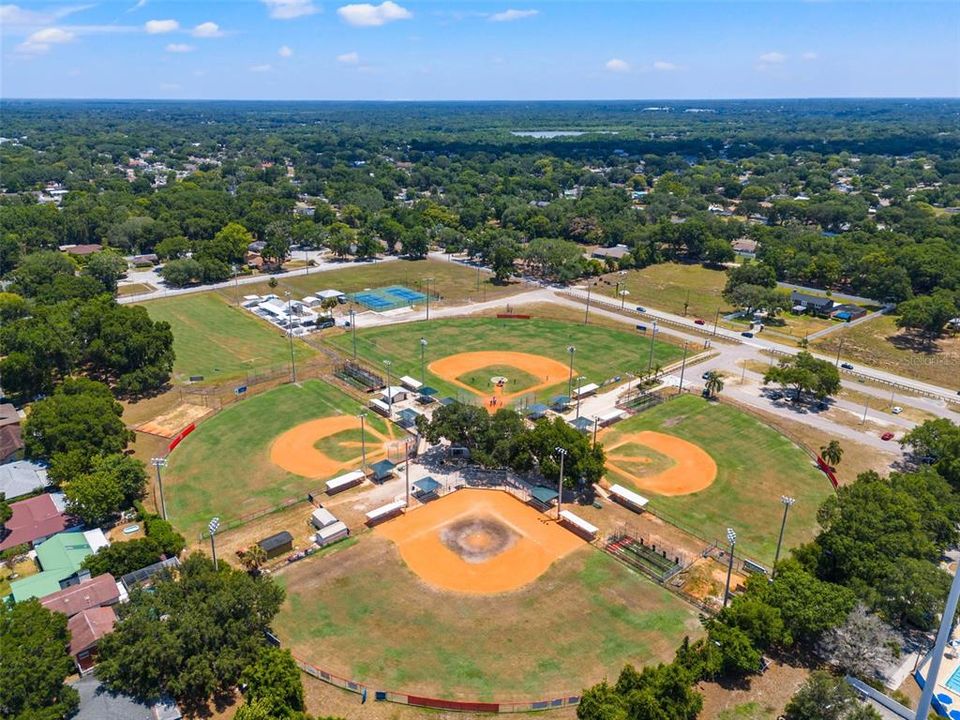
[598,409,625,427]
[559,510,598,540]
[370,459,397,483]
[380,386,408,402]
[400,375,423,391]
[315,520,349,547]
[325,470,365,494]
[365,500,406,525]
[302,295,322,308]
[311,507,339,529]
[369,398,391,417]
[257,531,294,559]
[608,484,649,513]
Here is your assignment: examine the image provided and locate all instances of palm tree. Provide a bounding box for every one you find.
[820,440,844,468]
[704,371,725,399]
[239,544,267,574]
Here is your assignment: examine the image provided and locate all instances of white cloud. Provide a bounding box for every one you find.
[802,51,818,61]
[192,21,223,37]
[653,60,678,71]
[250,63,273,72]
[16,26,74,54]
[278,45,293,57]
[758,51,787,64]
[262,0,319,20]
[605,58,630,73]
[489,9,538,22]
[144,18,178,33]
[336,51,359,64]
[0,4,90,28]
[165,42,193,52]
[126,0,148,13]
[337,1,411,27]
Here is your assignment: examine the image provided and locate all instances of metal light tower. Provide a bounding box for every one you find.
[350,307,358,360]
[772,496,795,577]
[584,282,592,325]
[284,291,297,384]
[723,528,737,607]
[915,567,960,720]
[619,288,628,310]
[419,337,428,386]
[555,447,568,520]
[151,457,168,521]
[358,411,368,470]
[677,342,689,394]
[424,277,434,320]
[647,322,658,372]
[383,359,393,416]
[566,345,576,401]
[232,265,241,306]
[208,516,221,571]
[592,416,600,449]
[575,376,585,420]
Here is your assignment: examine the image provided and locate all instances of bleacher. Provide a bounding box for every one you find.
[605,536,682,581]
[335,362,384,392]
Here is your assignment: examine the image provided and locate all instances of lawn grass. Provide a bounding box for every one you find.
[602,395,832,566]
[813,313,959,389]
[313,429,368,463]
[117,282,155,297]
[215,258,525,307]
[458,365,541,394]
[326,317,682,406]
[164,380,395,540]
[595,263,732,320]
[139,293,315,384]
[273,536,700,700]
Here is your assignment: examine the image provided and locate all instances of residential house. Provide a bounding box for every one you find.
[0,402,23,462]
[40,573,123,617]
[0,492,75,552]
[832,304,868,322]
[790,291,835,316]
[69,676,182,720]
[590,244,631,261]
[0,460,50,500]
[9,529,109,602]
[69,606,117,674]
[58,244,102,257]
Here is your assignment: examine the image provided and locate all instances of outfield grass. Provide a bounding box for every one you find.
[813,313,959,389]
[273,536,700,700]
[602,395,832,565]
[215,258,524,307]
[327,317,683,405]
[140,293,315,384]
[164,380,395,540]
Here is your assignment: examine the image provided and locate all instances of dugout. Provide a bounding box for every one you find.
[370,459,397,483]
[529,486,559,512]
[257,531,294,559]
[412,477,441,500]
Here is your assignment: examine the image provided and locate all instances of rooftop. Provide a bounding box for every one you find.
[68,606,117,656]
[40,573,121,617]
[0,460,50,500]
[69,676,181,720]
[0,492,73,551]
[10,529,108,602]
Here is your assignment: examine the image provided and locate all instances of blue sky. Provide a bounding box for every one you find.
[1,1,958,100]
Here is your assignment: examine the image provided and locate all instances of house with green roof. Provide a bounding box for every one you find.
[10,529,109,602]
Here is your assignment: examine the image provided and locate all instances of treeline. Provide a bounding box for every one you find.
[578,417,960,720]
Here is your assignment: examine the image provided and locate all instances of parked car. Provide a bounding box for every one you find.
[701,372,711,380]
[693,318,706,325]
[891,406,903,415]
[881,432,895,441]
[741,331,754,338]
[635,306,647,313]
[317,318,335,330]
[769,391,784,400]
[840,362,854,370]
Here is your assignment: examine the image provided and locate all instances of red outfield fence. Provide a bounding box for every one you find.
[293,656,581,713]
[167,422,196,452]
[496,313,532,319]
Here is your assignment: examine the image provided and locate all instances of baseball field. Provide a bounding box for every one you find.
[327,317,683,407]
[599,394,832,565]
[163,380,396,539]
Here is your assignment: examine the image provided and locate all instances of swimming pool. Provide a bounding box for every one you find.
[945,664,960,694]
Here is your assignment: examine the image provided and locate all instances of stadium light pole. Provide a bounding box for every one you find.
[575,376,585,419]
[772,496,795,578]
[584,282,592,325]
[915,567,960,720]
[404,447,411,509]
[358,411,368,471]
[713,307,720,336]
[208,516,221,571]
[284,291,297,384]
[677,342,689,395]
[592,416,599,449]
[619,288,628,310]
[647,322,657,372]
[151,457,168,521]
[232,265,241,307]
[350,308,357,360]
[419,337,428,387]
[424,277,435,321]
[723,528,737,607]
[555,447,568,520]
[566,346,576,401]
[383,360,394,417]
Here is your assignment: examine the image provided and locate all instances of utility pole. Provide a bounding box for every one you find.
[584,283,592,325]
[232,265,241,306]
[476,265,480,292]
[713,307,720,336]
[723,528,736,607]
[835,337,845,367]
[424,277,434,320]
[619,288,628,310]
[284,291,297,384]
[647,322,657,372]
[772,496,795,577]
[405,447,411,508]
[208,517,221,571]
[861,397,869,425]
[419,337,428,386]
[677,342,689,394]
[358,411,367,470]
[350,308,357,360]
[566,346,576,401]
[383,360,393,416]
[575,376,584,419]
[555,447,568,520]
[151,457,168,521]
[592,417,599,449]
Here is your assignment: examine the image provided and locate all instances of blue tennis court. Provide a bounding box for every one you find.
[350,285,427,311]
[945,665,960,694]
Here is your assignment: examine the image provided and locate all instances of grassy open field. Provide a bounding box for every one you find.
[327,317,683,405]
[595,263,732,320]
[163,380,395,540]
[214,258,525,307]
[273,535,701,700]
[813,313,959,389]
[140,293,316,384]
[601,395,832,566]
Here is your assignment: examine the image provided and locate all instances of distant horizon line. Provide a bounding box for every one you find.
[2,96,959,103]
